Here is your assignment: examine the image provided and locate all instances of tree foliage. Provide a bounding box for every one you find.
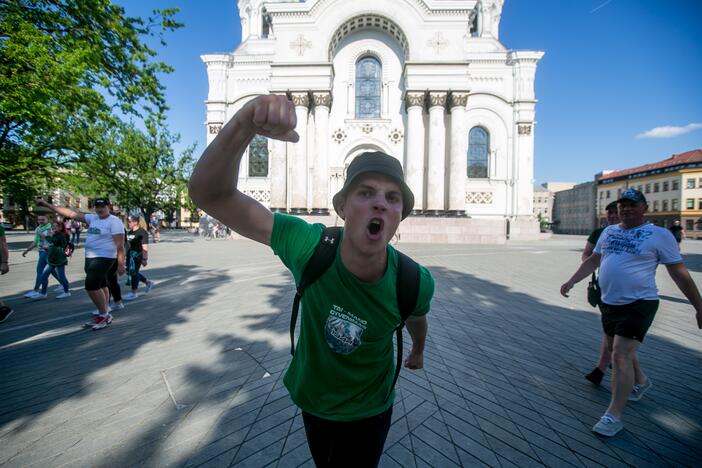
[0,0,182,182]
[64,119,196,221]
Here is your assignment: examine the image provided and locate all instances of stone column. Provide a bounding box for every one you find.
[269,93,288,211]
[405,92,426,214]
[448,92,469,215]
[426,92,447,214]
[290,92,309,212]
[312,92,331,214]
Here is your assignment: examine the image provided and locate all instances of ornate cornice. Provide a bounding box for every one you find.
[449,92,469,108]
[312,91,332,108]
[290,92,310,107]
[428,91,448,108]
[405,91,425,108]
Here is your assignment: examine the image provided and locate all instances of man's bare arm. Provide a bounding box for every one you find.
[561,253,601,297]
[665,263,702,329]
[188,95,299,246]
[36,199,87,223]
[404,315,428,369]
[113,234,126,275]
[581,241,595,262]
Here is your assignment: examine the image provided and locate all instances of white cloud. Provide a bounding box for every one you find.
[636,123,702,139]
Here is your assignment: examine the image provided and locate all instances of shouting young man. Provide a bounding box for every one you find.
[189,94,434,467]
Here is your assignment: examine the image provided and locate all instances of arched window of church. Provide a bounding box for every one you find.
[248,134,269,177]
[467,127,489,178]
[355,56,381,119]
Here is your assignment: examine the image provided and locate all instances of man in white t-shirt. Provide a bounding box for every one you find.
[38,197,125,330]
[561,189,702,437]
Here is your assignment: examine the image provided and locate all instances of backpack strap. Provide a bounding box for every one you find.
[386,250,420,401]
[290,226,342,355]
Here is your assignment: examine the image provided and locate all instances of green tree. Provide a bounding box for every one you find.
[0,0,182,182]
[64,119,196,222]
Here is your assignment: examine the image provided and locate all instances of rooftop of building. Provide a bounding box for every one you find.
[597,149,702,181]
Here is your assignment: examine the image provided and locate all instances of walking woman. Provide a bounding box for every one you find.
[124,215,154,300]
[34,220,72,299]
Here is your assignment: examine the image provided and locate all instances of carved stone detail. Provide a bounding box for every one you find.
[242,190,271,203]
[291,92,310,107]
[466,191,494,204]
[332,128,347,144]
[289,34,312,56]
[427,32,448,55]
[312,92,332,108]
[388,128,404,144]
[405,92,425,108]
[361,123,373,134]
[450,92,469,108]
[209,123,222,134]
[428,92,448,108]
[518,124,532,135]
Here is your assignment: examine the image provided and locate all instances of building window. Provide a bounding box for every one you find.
[687,199,694,209]
[653,182,659,193]
[617,188,622,199]
[686,220,695,231]
[467,126,489,178]
[663,181,669,191]
[247,134,269,177]
[645,184,651,193]
[606,190,611,199]
[599,191,603,199]
[638,185,643,192]
[672,180,679,190]
[355,56,381,119]
[687,178,695,189]
[698,199,702,210]
[672,199,679,210]
[662,200,668,211]
[652,201,659,212]
[699,178,702,188]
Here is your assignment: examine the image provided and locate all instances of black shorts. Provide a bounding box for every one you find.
[84,257,116,291]
[600,300,659,342]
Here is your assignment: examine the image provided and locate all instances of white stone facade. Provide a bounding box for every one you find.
[202,0,544,241]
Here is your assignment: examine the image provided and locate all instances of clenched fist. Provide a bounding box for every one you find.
[236,94,300,143]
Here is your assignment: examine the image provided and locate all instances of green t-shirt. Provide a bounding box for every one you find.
[271,213,434,421]
[34,223,53,250]
[0,225,4,236]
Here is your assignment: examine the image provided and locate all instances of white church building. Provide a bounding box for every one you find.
[202,0,544,243]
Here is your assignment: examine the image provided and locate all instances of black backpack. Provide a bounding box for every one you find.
[290,226,420,399]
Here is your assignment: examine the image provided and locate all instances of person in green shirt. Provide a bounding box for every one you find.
[21,214,61,299]
[189,94,434,467]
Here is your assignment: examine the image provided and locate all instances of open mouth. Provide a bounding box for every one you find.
[367,218,383,236]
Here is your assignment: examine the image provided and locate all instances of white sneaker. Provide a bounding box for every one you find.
[31,293,48,300]
[53,285,64,292]
[24,290,39,298]
[145,281,155,293]
[56,292,72,299]
[111,301,125,310]
[124,292,138,301]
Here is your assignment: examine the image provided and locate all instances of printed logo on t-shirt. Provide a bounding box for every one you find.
[604,228,653,255]
[88,227,102,235]
[324,304,367,355]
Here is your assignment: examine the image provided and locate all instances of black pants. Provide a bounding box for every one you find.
[106,259,122,302]
[302,407,392,468]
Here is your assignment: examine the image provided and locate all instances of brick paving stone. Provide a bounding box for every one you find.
[1,233,701,466]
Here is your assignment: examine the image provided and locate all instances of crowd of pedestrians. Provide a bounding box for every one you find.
[1,198,157,330]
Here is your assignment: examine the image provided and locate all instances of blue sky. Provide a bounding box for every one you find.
[116,0,702,185]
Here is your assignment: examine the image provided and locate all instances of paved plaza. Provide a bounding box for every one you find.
[0,230,700,467]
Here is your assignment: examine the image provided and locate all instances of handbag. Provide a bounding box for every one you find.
[587,272,601,307]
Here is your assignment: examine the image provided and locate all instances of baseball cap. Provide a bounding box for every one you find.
[94,197,111,206]
[617,189,646,204]
[332,151,414,219]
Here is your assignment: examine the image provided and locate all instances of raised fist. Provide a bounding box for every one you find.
[237,94,299,143]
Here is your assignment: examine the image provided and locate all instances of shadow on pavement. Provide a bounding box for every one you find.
[85,266,702,467]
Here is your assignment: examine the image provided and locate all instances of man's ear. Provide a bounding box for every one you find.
[336,196,347,220]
